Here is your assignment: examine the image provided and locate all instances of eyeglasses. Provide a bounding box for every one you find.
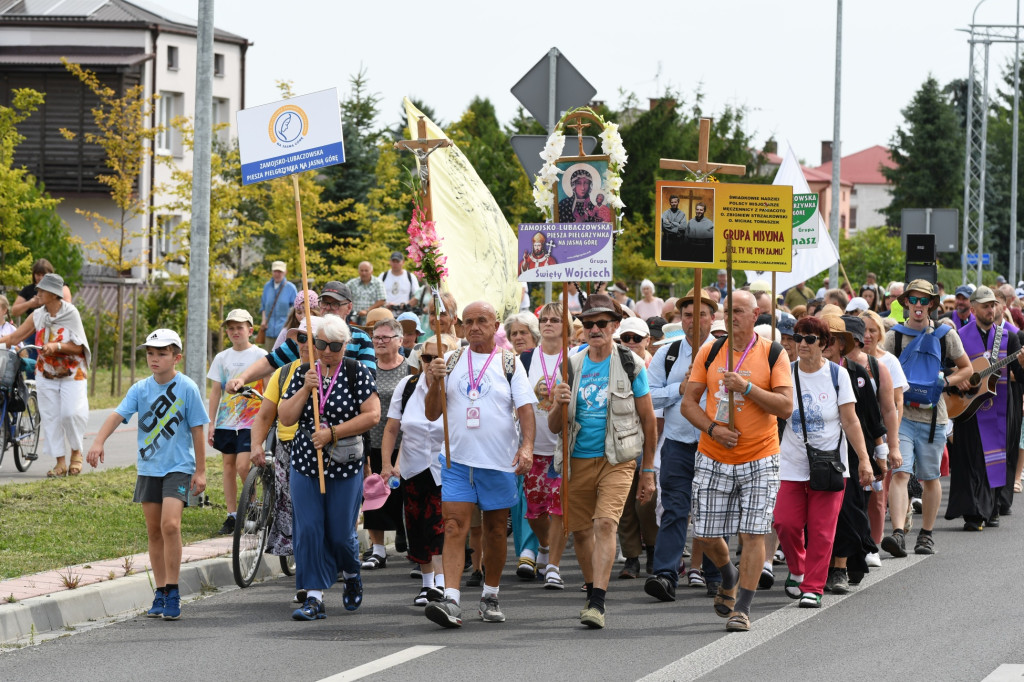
[581,319,613,329]
[373,335,398,344]
[793,334,820,345]
[320,299,346,309]
[296,332,308,344]
[419,354,437,363]
[538,316,561,324]
[314,339,345,352]
[906,295,931,306]
[619,333,646,344]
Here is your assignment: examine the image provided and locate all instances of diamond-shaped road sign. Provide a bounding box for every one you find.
[510,135,598,185]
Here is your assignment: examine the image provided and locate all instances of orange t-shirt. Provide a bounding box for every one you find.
[689,335,792,464]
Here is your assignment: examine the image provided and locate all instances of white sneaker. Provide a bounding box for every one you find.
[865,552,882,568]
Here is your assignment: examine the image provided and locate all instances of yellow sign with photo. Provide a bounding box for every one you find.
[655,181,793,271]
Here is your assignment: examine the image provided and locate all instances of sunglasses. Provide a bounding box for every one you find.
[581,319,613,329]
[793,333,820,345]
[420,354,437,363]
[296,332,308,344]
[314,339,345,352]
[619,333,646,344]
[373,335,399,343]
[906,295,931,306]
[538,316,561,324]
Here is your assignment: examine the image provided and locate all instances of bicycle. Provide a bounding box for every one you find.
[0,344,41,473]
[231,386,296,587]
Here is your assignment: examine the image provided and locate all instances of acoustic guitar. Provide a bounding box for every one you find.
[945,346,1024,421]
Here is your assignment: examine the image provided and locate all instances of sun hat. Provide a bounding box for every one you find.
[841,315,866,344]
[357,307,396,333]
[36,273,65,297]
[820,315,855,355]
[654,322,685,346]
[675,287,718,314]
[578,293,623,320]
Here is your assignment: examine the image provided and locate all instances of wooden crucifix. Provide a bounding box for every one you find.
[659,117,747,423]
[393,116,454,466]
[564,113,592,157]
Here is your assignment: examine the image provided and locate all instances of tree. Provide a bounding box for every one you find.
[20,181,84,290]
[881,75,964,228]
[60,59,161,394]
[0,88,58,289]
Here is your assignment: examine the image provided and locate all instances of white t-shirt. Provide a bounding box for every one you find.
[441,348,537,471]
[524,347,563,456]
[780,361,855,481]
[206,345,268,429]
[876,351,909,392]
[380,269,419,305]
[388,375,444,485]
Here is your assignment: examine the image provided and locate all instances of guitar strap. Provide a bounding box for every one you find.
[991,323,1004,365]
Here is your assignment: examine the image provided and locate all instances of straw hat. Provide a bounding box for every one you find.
[356,308,395,333]
[675,287,718,314]
[820,315,854,356]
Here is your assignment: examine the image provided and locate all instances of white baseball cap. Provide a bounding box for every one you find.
[613,316,650,340]
[139,328,182,349]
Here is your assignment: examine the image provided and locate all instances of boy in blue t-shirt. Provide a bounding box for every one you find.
[86,328,209,620]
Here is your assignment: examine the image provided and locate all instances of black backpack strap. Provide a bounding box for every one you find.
[894,331,903,358]
[399,373,420,413]
[343,356,360,394]
[520,348,534,374]
[866,354,880,396]
[768,341,784,369]
[617,345,639,383]
[704,336,729,371]
[665,339,682,376]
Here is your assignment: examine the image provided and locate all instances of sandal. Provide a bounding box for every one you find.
[69,453,83,476]
[713,583,738,618]
[725,611,750,632]
[47,463,68,477]
[1015,480,1022,494]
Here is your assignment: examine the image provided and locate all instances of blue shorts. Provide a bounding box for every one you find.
[439,454,518,511]
[895,419,945,481]
[213,428,252,455]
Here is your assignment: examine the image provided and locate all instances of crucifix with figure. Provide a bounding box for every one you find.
[660,117,747,428]
[394,116,454,465]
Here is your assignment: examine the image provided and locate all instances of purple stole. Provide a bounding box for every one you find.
[954,312,974,329]
[958,320,1009,488]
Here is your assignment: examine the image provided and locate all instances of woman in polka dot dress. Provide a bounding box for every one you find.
[278,314,380,621]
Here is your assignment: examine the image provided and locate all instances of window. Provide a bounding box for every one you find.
[213,97,231,145]
[152,214,181,265]
[167,45,179,70]
[214,53,225,77]
[850,207,858,230]
[156,91,185,157]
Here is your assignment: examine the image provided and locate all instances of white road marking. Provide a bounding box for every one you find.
[638,555,930,681]
[981,664,1024,680]
[318,645,445,681]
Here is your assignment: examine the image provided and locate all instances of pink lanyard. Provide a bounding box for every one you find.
[467,347,499,400]
[315,359,344,413]
[732,336,757,374]
[539,349,562,395]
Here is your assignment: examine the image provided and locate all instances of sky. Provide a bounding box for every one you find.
[175,0,1022,168]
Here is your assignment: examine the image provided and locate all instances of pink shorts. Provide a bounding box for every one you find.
[524,454,562,519]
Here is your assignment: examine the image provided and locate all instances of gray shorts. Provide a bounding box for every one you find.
[133,472,192,505]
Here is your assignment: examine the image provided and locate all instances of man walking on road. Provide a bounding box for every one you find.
[422,301,537,629]
[681,290,793,632]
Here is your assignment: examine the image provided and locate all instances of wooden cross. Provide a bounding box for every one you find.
[564,113,592,156]
[661,117,747,181]
[675,186,702,223]
[393,116,452,220]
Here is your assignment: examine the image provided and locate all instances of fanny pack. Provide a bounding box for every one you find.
[794,361,845,492]
[298,427,364,465]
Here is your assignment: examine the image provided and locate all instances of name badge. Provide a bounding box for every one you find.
[466,406,481,429]
[715,394,731,423]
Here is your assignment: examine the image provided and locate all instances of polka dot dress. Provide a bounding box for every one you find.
[283,360,378,480]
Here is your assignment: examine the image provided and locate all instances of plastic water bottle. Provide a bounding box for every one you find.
[386,475,400,489]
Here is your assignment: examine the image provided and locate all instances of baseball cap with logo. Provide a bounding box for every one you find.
[320,281,353,303]
[390,251,404,261]
[970,285,998,304]
[955,285,973,298]
[139,328,182,349]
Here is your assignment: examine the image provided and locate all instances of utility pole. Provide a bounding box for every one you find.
[828,0,843,288]
[186,0,213,395]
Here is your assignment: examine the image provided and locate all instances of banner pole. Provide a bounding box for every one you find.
[292,174,325,495]
[434,290,452,468]
[771,271,777,337]
[726,237,735,431]
[561,283,570,538]
[692,268,703,355]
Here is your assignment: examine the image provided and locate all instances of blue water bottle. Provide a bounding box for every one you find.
[387,475,400,489]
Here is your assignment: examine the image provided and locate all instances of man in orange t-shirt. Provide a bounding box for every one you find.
[681,290,793,633]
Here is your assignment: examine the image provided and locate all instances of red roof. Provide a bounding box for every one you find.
[802,165,852,186]
[816,145,895,185]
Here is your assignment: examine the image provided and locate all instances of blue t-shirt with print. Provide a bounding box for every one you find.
[573,354,650,458]
[115,373,210,477]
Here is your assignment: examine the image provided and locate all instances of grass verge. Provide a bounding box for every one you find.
[0,460,229,579]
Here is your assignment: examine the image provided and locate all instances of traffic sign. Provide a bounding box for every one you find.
[511,48,596,131]
[510,134,598,184]
[965,253,991,266]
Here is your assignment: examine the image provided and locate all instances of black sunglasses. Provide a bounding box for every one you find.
[295,332,308,344]
[314,339,345,352]
[619,333,646,344]
[582,319,613,329]
[793,333,820,345]
[420,354,437,363]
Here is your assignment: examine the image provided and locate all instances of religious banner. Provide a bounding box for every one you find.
[403,98,521,320]
[517,222,614,282]
[655,181,793,271]
[792,193,819,249]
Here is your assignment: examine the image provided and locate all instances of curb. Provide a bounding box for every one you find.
[0,555,286,645]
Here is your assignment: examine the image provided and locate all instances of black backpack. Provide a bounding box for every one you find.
[566,345,640,387]
[703,335,785,373]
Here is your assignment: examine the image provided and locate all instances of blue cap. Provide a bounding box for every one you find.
[955,285,972,298]
[396,311,423,335]
[777,314,796,337]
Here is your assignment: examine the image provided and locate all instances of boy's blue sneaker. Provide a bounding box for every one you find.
[292,596,326,621]
[146,589,165,618]
[343,576,363,611]
[162,588,181,620]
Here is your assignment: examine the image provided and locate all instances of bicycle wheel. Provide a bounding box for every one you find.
[232,466,271,587]
[13,389,39,472]
[280,555,296,576]
[0,398,10,471]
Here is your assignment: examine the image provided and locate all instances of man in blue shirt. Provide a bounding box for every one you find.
[260,261,297,347]
[644,288,722,602]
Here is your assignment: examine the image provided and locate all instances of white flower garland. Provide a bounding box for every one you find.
[532,108,627,222]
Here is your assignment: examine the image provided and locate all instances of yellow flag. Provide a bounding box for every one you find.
[404,98,520,320]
